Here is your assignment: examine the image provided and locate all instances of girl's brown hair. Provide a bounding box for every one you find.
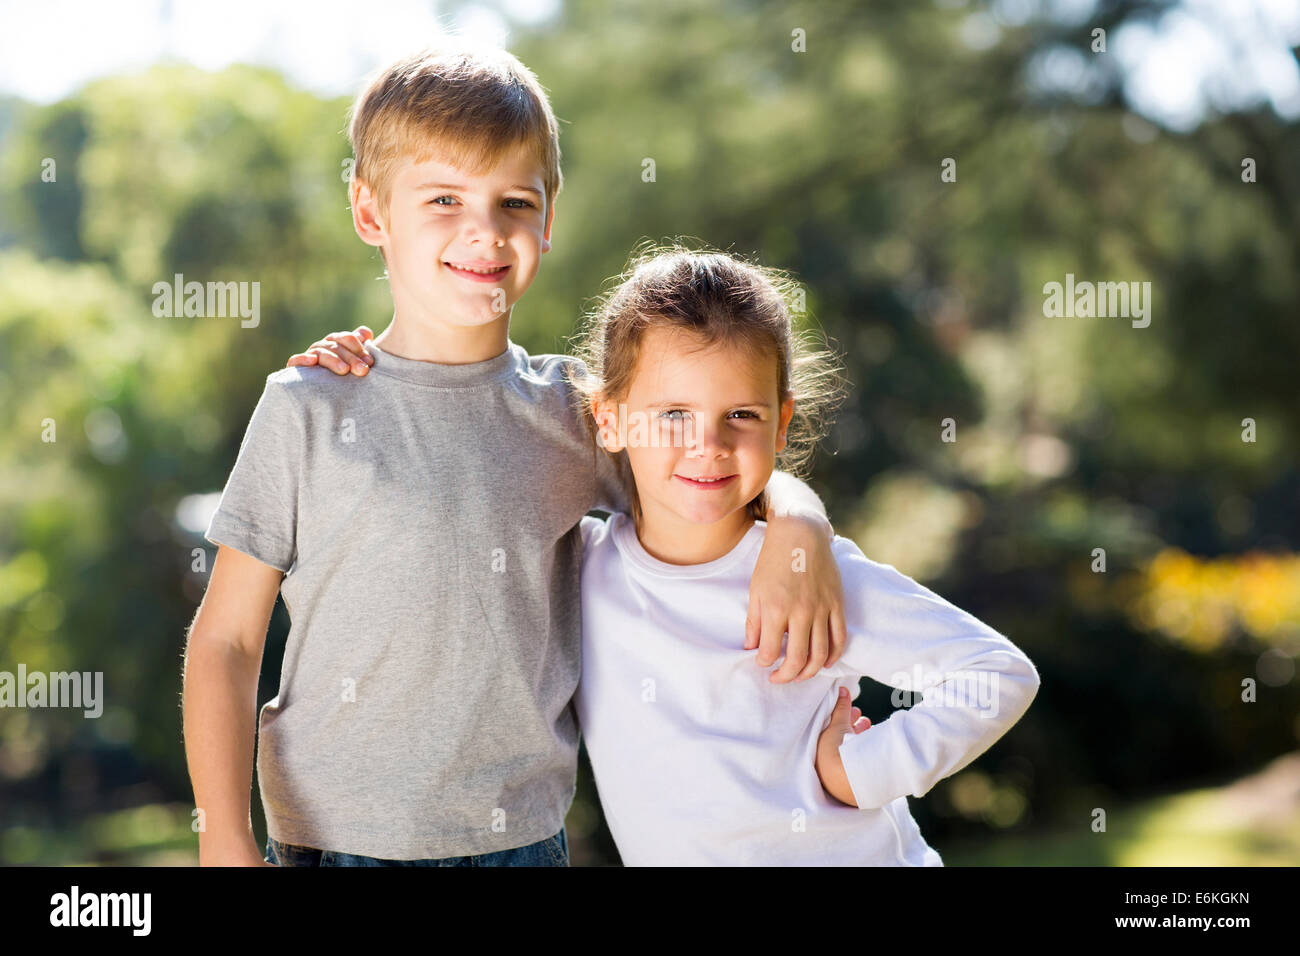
[569,240,847,525]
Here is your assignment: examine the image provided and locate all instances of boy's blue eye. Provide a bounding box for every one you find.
[427,196,534,208]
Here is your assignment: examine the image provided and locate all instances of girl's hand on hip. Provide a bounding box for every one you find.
[815,687,870,806]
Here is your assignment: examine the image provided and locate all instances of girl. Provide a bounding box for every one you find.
[566,243,1041,865]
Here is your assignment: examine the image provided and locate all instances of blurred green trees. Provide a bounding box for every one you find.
[1,0,1296,864]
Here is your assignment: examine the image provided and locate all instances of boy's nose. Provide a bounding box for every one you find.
[463,210,508,247]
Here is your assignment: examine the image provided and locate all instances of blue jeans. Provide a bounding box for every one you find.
[264,828,569,867]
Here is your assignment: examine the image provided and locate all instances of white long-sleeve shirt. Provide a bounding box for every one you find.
[574,513,1041,866]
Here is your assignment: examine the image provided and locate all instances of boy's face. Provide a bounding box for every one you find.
[354,142,553,331]
[596,326,794,530]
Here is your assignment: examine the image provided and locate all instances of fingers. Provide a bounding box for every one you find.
[825,605,848,669]
[286,353,319,368]
[822,687,852,736]
[845,697,870,735]
[354,325,374,342]
[769,608,811,686]
[745,593,761,651]
[834,686,852,717]
[324,331,374,374]
[309,345,354,376]
[794,614,831,682]
[756,604,784,668]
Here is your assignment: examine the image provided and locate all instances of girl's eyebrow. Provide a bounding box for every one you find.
[644,400,772,409]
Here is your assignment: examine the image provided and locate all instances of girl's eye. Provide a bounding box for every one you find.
[657,409,759,420]
[504,198,535,209]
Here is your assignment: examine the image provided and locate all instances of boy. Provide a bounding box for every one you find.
[182,45,846,867]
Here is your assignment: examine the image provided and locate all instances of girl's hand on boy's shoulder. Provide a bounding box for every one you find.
[815,687,870,807]
[286,325,375,376]
[747,515,847,683]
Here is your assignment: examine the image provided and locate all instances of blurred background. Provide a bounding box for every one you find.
[1,0,1298,866]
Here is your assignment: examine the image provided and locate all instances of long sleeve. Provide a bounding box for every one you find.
[826,537,1040,810]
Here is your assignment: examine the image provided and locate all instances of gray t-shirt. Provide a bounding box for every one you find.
[204,339,630,859]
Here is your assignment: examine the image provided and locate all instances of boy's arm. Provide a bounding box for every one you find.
[289,338,848,683]
[182,545,283,866]
[750,470,845,684]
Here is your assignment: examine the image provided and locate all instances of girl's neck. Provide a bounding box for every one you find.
[633,508,756,566]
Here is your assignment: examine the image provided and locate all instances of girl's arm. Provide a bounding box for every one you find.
[820,538,1041,809]
[286,326,375,375]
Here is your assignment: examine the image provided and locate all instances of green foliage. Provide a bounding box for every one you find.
[1,0,1297,864]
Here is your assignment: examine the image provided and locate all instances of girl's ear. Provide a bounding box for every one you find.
[775,395,795,455]
[593,397,625,452]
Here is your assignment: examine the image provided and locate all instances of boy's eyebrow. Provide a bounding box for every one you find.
[416,181,544,197]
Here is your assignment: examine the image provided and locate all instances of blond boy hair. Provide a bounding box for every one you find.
[347,45,563,224]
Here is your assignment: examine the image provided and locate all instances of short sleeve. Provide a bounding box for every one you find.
[591,445,633,514]
[204,376,302,572]
[551,353,633,515]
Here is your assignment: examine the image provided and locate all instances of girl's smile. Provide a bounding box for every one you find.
[674,473,739,489]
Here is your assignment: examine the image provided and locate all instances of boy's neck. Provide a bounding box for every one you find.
[374,309,512,365]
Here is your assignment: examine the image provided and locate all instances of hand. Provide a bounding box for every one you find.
[815,687,870,807]
[286,326,375,376]
[746,514,847,683]
[199,837,276,867]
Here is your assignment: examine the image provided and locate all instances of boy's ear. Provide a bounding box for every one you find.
[775,395,795,455]
[351,180,387,249]
[542,199,556,254]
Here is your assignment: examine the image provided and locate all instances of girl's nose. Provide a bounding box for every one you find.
[685,420,730,458]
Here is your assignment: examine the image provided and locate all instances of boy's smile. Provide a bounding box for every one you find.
[443,260,512,282]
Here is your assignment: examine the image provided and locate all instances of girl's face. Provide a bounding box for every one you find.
[595,325,795,537]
